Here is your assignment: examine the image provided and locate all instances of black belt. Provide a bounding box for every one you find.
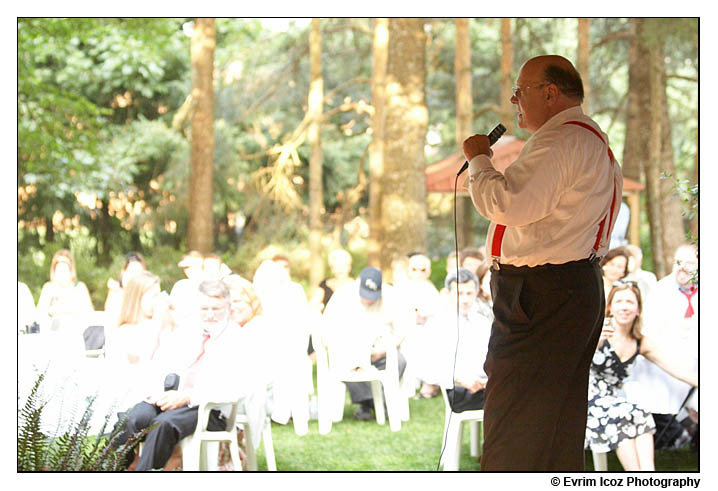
[491,257,598,275]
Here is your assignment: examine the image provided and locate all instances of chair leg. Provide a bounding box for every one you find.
[370,381,386,425]
[205,441,220,471]
[384,385,402,432]
[242,424,258,471]
[442,418,463,471]
[592,450,608,471]
[262,422,277,471]
[227,439,243,472]
[180,436,198,471]
[332,382,346,423]
[291,392,309,436]
[470,421,480,458]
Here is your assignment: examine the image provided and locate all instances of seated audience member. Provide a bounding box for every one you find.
[390,255,410,286]
[253,260,313,431]
[203,253,232,280]
[308,248,355,357]
[169,251,205,305]
[221,274,273,446]
[18,281,36,333]
[585,282,697,470]
[396,254,442,398]
[609,201,630,249]
[36,249,94,330]
[625,244,698,448]
[459,247,486,277]
[433,268,492,412]
[600,247,630,299]
[321,267,411,421]
[105,252,147,320]
[310,248,355,313]
[112,280,262,471]
[107,271,168,404]
[624,244,657,301]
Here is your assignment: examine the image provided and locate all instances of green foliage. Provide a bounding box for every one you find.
[18,18,698,292]
[18,373,149,471]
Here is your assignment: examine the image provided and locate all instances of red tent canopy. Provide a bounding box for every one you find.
[425,135,643,193]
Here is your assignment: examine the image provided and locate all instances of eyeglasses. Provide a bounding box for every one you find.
[612,280,638,288]
[511,83,550,99]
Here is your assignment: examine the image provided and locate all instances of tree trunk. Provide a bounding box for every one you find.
[689,152,698,240]
[622,19,649,184]
[381,18,428,279]
[645,35,667,277]
[455,18,474,250]
[308,18,325,289]
[577,18,591,114]
[45,215,54,243]
[188,18,215,254]
[368,18,389,268]
[658,63,687,270]
[500,18,515,135]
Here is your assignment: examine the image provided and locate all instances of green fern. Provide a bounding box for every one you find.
[17,372,49,471]
[18,373,150,471]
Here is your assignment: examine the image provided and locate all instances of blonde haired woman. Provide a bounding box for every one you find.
[585,282,697,471]
[36,249,94,329]
[224,274,263,325]
[111,271,168,363]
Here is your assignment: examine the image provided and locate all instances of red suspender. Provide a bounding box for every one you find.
[489,120,617,266]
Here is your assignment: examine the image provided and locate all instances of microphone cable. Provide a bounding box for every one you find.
[436,171,463,471]
[436,124,504,471]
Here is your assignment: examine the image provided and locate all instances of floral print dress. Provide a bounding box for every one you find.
[585,339,656,452]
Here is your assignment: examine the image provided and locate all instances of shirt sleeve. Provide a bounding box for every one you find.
[467,137,567,227]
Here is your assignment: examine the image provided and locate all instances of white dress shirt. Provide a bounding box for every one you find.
[467,106,623,267]
[434,301,493,389]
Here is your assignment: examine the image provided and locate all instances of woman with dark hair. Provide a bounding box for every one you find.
[585,282,697,471]
[600,247,630,299]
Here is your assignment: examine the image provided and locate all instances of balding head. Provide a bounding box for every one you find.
[522,55,584,103]
[512,55,584,133]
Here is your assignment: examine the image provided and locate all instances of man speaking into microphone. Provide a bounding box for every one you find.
[462,55,622,471]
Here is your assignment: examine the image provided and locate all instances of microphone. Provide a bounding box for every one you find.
[456,123,507,176]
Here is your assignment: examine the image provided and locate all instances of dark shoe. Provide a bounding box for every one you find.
[354,402,374,421]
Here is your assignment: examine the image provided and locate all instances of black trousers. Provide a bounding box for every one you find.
[113,401,226,471]
[480,259,604,471]
[447,387,485,413]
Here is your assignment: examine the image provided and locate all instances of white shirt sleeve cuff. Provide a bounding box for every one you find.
[468,154,494,180]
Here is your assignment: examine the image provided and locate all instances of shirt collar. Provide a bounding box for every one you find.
[532,105,585,139]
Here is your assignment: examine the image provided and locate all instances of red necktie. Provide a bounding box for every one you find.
[680,286,697,318]
[190,333,211,368]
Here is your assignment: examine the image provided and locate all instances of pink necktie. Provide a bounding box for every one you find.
[680,287,697,318]
[189,333,211,368]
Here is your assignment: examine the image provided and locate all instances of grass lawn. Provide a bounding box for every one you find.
[249,393,698,472]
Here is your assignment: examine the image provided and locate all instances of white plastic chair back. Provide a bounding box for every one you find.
[180,399,243,471]
[439,386,484,471]
[315,331,403,434]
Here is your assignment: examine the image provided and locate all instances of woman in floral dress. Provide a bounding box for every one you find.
[585,282,697,471]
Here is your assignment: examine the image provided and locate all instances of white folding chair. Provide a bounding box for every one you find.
[237,414,276,471]
[315,333,404,434]
[180,399,243,471]
[438,386,484,471]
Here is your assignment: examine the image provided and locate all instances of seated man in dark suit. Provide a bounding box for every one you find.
[111,279,257,470]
